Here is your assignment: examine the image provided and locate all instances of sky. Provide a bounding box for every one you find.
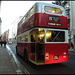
[0,1,1,17]
[1,1,55,34]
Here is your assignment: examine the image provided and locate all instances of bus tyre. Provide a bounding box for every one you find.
[16,46,19,55]
[24,49,28,61]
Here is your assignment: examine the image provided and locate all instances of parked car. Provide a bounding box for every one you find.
[8,41,13,44]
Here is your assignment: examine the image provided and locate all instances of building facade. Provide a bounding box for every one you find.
[0,1,1,37]
[9,16,22,43]
[0,18,2,37]
[2,29,9,42]
[70,1,75,51]
[54,1,75,51]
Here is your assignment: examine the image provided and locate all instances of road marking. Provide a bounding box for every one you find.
[6,45,30,74]
[21,64,30,74]
[16,69,23,74]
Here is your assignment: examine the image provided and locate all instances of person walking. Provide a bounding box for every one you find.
[71,42,74,49]
[4,40,7,48]
[0,40,1,45]
[1,40,3,47]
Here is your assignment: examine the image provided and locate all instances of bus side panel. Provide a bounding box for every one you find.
[17,15,35,35]
[17,43,30,60]
[17,43,22,56]
[34,13,68,29]
[44,43,68,64]
[17,13,68,35]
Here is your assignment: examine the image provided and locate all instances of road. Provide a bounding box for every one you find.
[7,44,75,74]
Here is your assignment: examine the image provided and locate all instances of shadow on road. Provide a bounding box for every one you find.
[16,53,75,74]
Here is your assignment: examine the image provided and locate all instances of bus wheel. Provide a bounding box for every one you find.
[24,49,28,61]
[16,46,19,55]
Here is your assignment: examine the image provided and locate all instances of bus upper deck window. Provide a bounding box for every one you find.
[44,6,62,14]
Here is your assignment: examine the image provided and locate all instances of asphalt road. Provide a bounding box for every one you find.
[7,44,75,74]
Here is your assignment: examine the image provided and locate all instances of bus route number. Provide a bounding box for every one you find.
[49,16,60,22]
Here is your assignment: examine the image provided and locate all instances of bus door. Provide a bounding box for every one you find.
[30,28,45,64]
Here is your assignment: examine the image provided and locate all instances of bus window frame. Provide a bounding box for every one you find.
[29,28,45,43]
[29,28,68,44]
[18,6,35,28]
[25,35,28,42]
[44,6,62,14]
[46,30,65,42]
[45,28,68,44]
[17,31,29,43]
[25,6,35,21]
[42,5,64,16]
[17,37,21,43]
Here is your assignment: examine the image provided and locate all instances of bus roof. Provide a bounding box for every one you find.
[34,2,66,16]
[18,2,67,27]
[35,2,63,7]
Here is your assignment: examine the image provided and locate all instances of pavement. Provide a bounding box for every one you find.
[69,48,75,53]
[0,45,19,74]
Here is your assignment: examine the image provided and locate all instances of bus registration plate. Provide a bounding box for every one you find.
[54,56,59,60]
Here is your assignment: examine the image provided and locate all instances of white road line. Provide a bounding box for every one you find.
[6,45,30,74]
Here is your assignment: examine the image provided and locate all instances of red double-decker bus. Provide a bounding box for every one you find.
[16,2,68,65]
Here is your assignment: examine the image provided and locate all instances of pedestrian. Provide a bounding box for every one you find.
[0,40,3,47]
[71,42,74,49]
[0,40,1,45]
[4,40,7,48]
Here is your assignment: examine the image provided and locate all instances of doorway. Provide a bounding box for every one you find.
[30,28,45,63]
